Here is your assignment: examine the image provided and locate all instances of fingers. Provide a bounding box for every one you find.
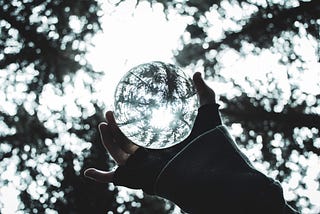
[105,111,139,154]
[99,123,129,165]
[193,72,216,107]
[84,168,114,183]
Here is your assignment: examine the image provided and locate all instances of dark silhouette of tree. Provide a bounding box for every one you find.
[0,0,121,213]
[0,0,178,213]
[113,0,320,212]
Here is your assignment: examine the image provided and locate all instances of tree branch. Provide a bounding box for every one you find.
[199,0,320,55]
[0,5,56,55]
[220,104,320,129]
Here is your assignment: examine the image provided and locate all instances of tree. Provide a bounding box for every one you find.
[0,0,178,213]
[114,0,319,212]
[0,0,121,213]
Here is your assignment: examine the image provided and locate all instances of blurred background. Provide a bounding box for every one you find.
[0,0,319,213]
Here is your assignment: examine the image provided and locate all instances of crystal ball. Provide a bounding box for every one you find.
[114,61,198,149]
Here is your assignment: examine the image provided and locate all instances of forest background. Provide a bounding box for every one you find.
[0,0,319,213]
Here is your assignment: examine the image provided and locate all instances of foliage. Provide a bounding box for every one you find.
[1,0,111,213]
[0,0,178,213]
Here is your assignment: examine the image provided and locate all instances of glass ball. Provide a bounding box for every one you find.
[114,61,198,149]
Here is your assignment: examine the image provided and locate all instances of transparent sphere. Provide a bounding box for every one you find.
[114,61,198,149]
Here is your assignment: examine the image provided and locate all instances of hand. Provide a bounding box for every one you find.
[84,72,216,183]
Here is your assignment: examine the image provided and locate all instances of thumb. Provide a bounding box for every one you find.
[193,72,216,107]
[84,168,115,183]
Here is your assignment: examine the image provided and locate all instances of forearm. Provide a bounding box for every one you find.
[154,126,262,213]
[153,126,294,213]
[113,104,290,213]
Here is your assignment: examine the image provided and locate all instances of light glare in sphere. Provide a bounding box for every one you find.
[114,61,198,149]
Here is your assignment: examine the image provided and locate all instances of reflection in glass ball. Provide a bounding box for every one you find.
[114,61,198,149]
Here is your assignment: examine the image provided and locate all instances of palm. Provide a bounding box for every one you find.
[84,111,138,182]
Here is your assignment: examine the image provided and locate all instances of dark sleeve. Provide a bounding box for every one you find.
[154,127,291,213]
[114,104,294,213]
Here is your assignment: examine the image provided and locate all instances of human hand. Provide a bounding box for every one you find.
[84,72,216,186]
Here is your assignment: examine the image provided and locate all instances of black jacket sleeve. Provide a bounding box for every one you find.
[113,104,299,214]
